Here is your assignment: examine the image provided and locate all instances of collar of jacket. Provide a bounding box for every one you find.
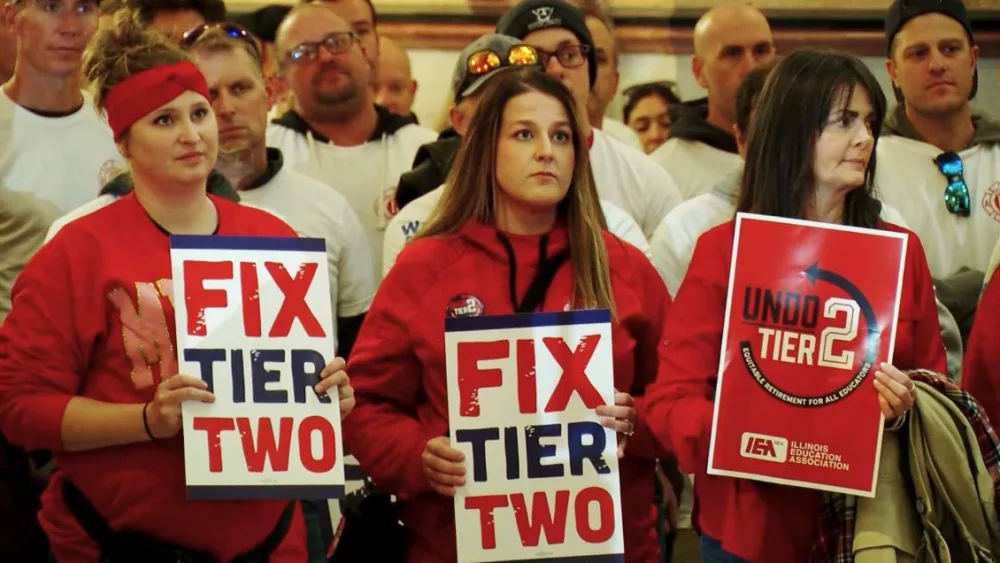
[99,170,240,202]
[883,103,1000,147]
[459,220,570,267]
[271,104,418,143]
[667,97,739,154]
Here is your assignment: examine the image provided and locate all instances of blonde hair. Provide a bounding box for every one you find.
[418,68,614,313]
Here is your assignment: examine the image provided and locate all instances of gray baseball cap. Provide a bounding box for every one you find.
[452,34,542,102]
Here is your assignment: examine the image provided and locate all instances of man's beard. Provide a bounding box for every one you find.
[311,65,364,121]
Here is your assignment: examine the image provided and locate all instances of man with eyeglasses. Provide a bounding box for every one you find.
[0,0,123,213]
[649,3,775,201]
[384,34,649,276]
[496,0,681,239]
[876,0,1000,343]
[268,2,437,277]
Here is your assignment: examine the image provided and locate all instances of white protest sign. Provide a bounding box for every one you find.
[445,310,624,562]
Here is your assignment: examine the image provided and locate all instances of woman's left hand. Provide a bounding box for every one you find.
[873,363,915,421]
[315,357,355,420]
[596,390,636,459]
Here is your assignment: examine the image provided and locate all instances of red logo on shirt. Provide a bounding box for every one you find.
[981,182,1000,223]
[375,185,400,221]
[447,294,484,318]
[107,280,175,389]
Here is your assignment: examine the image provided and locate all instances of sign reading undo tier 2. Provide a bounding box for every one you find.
[708,214,907,497]
[170,236,345,500]
[445,310,624,563]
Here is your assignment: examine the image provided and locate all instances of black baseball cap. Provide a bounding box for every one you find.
[885,0,977,99]
[496,0,597,87]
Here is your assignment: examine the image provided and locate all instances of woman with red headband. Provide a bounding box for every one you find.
[0,13,351,563]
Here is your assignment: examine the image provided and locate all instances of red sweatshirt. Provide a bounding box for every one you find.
[343,221,669,563]
[964,273,1000,434]
[0,194,307,562]
[645,220,947,563]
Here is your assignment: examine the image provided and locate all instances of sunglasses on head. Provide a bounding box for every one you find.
[180,23,261,58]
[934,151,970,217]
[466,44,539,77]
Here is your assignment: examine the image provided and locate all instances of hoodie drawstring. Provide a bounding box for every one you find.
[496,232,569,313]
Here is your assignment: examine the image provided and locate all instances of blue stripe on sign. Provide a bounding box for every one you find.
[187,484,345,501]
[170,235,325,252]
[492,555,623,563]
[445,309,611,333]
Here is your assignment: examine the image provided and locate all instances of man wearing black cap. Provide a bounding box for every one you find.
[876,0,1000,343]
[496,0,681,239]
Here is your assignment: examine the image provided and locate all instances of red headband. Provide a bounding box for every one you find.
[104,60,211,141]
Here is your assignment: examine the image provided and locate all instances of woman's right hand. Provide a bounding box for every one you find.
[422,436,466,496]
[146,374,216,439]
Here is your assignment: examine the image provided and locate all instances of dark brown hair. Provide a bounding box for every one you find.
[738,49,887,228]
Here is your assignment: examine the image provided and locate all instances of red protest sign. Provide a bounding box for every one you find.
[707,214,907,497]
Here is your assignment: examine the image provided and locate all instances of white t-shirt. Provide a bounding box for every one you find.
[382,186,650,276]
[267,109,438,277]
[649,137,743,200]
[590,128,682,239]
[875,135,1000,279]
[601,117,641,151]
[237,162,376,326]
[0,89,123,212]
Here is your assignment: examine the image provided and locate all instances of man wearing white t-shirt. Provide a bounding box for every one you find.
[580,4,641,150]
[0,0,123,212]
[877,0,1000,339]
[497,0,681,238]
[649,3,774,200]
[268,3,437,276]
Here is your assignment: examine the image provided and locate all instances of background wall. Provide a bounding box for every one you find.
[406,49,1000,130]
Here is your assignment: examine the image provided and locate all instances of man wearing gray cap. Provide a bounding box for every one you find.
[384,33,650,276]
[393,34,539,209]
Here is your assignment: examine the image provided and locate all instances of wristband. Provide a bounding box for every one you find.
[142,402,157,441]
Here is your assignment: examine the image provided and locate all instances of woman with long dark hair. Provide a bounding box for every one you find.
[344,67,668,562]
[645,49,947,562]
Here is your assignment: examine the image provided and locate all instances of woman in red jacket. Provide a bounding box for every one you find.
[343,67,668,562]
[0,14,353,563]
[645,49,948,563]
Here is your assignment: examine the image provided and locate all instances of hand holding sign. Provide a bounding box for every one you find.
[148,374,217,439]
[422,436,467,497]
[595,390,637,459]
[314,357,355,420]
[873,363,915,420]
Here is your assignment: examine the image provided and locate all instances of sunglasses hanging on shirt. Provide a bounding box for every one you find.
[466,44,540,76]
[934,151,971,217]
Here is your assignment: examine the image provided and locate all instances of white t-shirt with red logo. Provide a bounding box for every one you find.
[0,89,123,212]
[266,110,437,278]
[875,135,1000,278]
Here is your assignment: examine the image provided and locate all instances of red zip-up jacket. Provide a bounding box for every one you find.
[645,220,947,562]
[963,272,1000,434]
[0,194,306,562]
[343,221,669,562]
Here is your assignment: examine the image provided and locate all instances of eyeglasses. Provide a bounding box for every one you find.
[934,151,970,217]
[180,23,261,58]
[466,44,539,77]
[534,44,591,69]
[286,32,359,63]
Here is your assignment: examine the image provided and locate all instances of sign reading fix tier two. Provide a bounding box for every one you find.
[707,214,907,497]
[445,310,624,562]
[170,235,345,500]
